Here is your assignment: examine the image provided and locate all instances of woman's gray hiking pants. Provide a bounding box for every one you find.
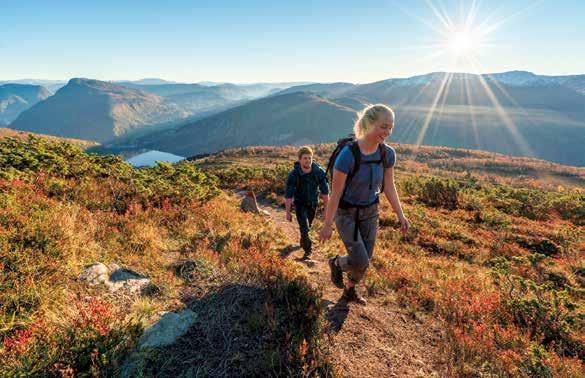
[335,203,379,284]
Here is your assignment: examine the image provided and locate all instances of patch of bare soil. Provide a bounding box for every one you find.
[260,200,445,377]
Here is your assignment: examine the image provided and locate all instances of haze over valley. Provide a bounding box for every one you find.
[3,70,584,166]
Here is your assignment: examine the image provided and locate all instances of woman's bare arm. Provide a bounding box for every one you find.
[319,169,347,241]
[383,167,409,234]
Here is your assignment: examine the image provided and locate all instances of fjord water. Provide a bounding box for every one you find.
[126,150,184,167]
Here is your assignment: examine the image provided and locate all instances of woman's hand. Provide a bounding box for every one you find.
[399,216,410,235]
[319,224,333,242]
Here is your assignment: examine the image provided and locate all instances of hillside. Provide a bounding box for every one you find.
[117,81,305,120]
[0,80,66,93]
[268,71,585,166]
[6,72,585,165]
[9,78,187,142]
[1,136,582,376]
[194,145,585,376]
[0,84,52,125]
[275,82,356,97]
[0,127,99,149]
[124,92,358,156]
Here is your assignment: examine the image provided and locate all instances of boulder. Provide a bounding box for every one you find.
[240,190,260,213]
[79,263,109,285]
[137,309,198,349]
[119,309,198,377]
[79,262,150,293]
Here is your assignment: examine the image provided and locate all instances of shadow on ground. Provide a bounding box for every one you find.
[323,298,350,333]
[130,281,331,377]
[279,244,301,257]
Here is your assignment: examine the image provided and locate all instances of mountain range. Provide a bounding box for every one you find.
[9,79,187,142]
[0,84,52,126]
[104,71,585,166]
[5,71,585,166]
[115,91,357,156]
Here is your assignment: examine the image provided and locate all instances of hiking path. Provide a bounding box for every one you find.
[259,200,444,378]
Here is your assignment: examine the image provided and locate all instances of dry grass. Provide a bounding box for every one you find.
[0,137,331,376]
[194,144,585,377]
[1,138,583,376]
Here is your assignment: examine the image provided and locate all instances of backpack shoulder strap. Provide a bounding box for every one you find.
[311,163,320,187]
[349,142,361,178]
[293,167,301,192]
[379,144,388,192]
[380,143,388,168]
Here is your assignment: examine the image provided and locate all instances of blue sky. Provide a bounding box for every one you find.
[1,0,584,83]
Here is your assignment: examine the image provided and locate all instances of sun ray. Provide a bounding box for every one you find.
[407,49,449,71]
[391,1,447,36]
[432,71,455,141]
[467,54,532,118]
[466,58,534,157]
[393,0,541,160]
[483,74,530,117]
[464,0,480,30]
[415,72,452,148]
[463,72,481,149]
[396,77,443,148]
[425,0,453,31]
[479,0,545,36]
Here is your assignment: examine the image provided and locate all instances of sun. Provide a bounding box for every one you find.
[447,29,479,56]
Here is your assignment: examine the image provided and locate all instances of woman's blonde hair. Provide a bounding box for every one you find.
[353,104,394,138]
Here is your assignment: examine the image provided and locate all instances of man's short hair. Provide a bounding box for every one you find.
[297,146,313,159]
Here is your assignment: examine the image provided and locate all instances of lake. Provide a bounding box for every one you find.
[126,150,185,167]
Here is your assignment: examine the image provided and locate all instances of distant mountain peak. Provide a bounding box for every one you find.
[10,78,186,143]
[0,84,52,124]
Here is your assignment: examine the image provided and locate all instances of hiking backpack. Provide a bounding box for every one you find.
[325,134,389,199]
[325,135,390,242]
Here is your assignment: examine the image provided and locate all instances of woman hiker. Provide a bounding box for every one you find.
[319,104,409,305]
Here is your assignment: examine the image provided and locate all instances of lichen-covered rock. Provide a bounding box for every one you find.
[79,262,150,293]
[119,309,198,377]
[79,263,109,285]
[138,309,198,349]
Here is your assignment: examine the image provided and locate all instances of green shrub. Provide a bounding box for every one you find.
[418,177,460,209]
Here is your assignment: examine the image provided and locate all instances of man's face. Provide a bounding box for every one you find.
[299,154,312,170]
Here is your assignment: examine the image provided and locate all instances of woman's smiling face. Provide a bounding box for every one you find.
[366,113,394,144]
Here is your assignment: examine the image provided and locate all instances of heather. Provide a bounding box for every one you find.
[196,144,585,376]
[1,137,583,376]
[0,137,331,376]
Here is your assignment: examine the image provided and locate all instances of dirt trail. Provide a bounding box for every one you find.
[260,201,444,377]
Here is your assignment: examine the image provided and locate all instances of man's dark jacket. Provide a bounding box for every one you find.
[285,162,329,207]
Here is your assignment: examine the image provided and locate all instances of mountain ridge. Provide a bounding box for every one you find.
[0,84,52,125]
[9,78,187,142]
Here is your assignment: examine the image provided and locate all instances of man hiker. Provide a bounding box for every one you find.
[285,146,330,260]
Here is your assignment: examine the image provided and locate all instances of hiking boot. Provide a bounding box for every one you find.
[302,250,312,260]
[328,256,344,289]
[341,286,367,306]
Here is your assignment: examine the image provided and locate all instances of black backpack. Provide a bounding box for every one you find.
[325,135,389,241]
[326,134,389,195]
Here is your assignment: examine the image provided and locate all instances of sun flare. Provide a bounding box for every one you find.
[398,0,535,157]
[447,31,476,55]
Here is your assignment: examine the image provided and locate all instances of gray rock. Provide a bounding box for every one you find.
[79,263,109,285]
[240,191,260,213]
[79,262,150,293]
[137,309,198,349]
[119,309,197,378]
